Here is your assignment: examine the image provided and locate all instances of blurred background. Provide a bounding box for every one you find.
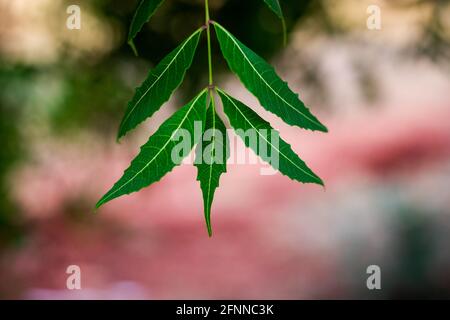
[0,0,449,299]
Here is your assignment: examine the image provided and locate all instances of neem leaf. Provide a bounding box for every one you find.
[263,0,283,18]
[262,0,287,45]
[118,28,203,140]
[195,102,229,236]
[128,0,165,46]
[214,23,327,133]
[218,89,324,186]
[96,90,208,208]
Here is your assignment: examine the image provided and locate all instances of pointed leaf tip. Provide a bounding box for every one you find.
[97,90,208,207]
[128,40,139,56]
[128,0,166,43]
[195,103,229,237]
[218,89,324,186]
[118,28,203,139]
[214,23,327,133]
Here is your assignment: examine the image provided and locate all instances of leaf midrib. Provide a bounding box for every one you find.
[219,89,321,183]
[128,0,166,41]
[122,28,202,127]
[205,108,217,216]
[214,23,324,130]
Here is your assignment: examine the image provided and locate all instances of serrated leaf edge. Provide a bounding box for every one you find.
[118,28,203,140]
[195,105,228,236]
[214,22,327,132]
[97,89,208,208]
[218,88,324,186]
[128,0,166,43]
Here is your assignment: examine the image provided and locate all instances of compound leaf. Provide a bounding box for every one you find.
[118,28,203,140]
[195,102,229,236]
[218,89,323,186]
[214,23,327,133]
[128,0,165,50]
[97,90,208,208]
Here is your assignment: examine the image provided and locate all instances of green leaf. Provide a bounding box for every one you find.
[118,28,203,140]
[195,102,229,236]
[96,90,208,209]
[262,0,287,45]
[263,0,283,19]
[128,0,165,45]
[214,23,327,133]
[218,89,324,186]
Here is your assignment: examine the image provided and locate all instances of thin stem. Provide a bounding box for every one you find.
[205,0,214,87]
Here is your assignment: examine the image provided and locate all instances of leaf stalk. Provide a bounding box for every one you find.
[205,0,214,89]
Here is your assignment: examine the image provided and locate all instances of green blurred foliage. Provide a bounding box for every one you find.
[0,67,27,243]
[50,60,134,133]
